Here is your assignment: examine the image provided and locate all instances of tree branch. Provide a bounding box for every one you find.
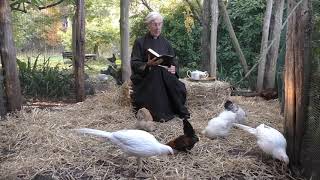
[185,0,202,24]
[10,2,27,13]
[140,0,153,11]
[38,0,65,10]
[10,0,65,12]
[195,0,201,9]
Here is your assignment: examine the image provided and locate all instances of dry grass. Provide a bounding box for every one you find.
[0,80,305,180]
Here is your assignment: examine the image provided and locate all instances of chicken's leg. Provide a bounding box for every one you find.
[120,153,128,170]
[137,157,143,172]
[135,157,148,177]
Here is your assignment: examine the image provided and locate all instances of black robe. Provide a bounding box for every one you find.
[130,33,190,122]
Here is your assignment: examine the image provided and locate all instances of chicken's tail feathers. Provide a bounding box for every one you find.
[74,128,112,138]
[183,118,196,137]
[233,123,256,135]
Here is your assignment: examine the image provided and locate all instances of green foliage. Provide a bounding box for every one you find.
[161,5,201,69]
[57,0,120,55]
[217,0,265,87]
[17,55,73,99]
[86,0,120,53]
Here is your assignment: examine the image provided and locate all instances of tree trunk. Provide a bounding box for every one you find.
[0,0,22,112]
[73,0,85,102]
[256,0,273,93]
[93,43,99,60]
[219,0,254,89]
[209,0,219,78]
[284,0,311,167]
[0,68,6,117]
[201,0,210,71]
[120,0,131,83]
[265,0,284,89]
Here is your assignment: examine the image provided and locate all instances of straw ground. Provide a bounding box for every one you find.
[0,80,305,179]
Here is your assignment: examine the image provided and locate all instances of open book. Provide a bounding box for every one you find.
[147,48,174,66]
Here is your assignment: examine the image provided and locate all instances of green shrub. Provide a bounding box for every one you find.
[17,55,73,99]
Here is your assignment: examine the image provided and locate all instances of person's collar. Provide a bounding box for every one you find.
[147,32,160,39]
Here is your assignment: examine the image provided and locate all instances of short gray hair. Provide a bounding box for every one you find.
[145,11,163,24]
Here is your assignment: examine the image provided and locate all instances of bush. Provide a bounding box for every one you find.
[17,55,73,99]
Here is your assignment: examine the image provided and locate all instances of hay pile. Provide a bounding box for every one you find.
[0,80,303,179]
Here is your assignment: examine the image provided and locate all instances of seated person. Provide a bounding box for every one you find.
[130,11,190,122]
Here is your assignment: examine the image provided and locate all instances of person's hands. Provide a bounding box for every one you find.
[147,54,162,66]
[167,65,176,74]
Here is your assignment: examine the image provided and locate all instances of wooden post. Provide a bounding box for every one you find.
[257,0,273,93]
[284,0,311,166]
[0,0,22,112]
[209,0,219,78]
[265,0,285,89]
[73,0,85,102]
[201,0,211,71]
[120,0,131,83]
[0,68,6,117]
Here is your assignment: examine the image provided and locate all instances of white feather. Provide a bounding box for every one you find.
[228,103,246,124]
[74,128,173,157]
[234,106,246,124]
[233,123,289,164]
[202,111,237,138]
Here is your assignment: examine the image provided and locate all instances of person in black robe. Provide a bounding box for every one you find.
[130,12,190,122]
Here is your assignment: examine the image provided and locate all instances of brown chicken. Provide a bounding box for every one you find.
[260,88,278,100]
[166,118,199,152]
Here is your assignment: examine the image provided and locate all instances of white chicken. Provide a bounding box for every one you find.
[224,100,246,124]
[74,128,173,171]
[202,110,237,138]
[97,74,109,81]
[233,123,289,164]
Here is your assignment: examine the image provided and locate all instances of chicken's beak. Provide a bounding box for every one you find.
[168,149,177,155]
